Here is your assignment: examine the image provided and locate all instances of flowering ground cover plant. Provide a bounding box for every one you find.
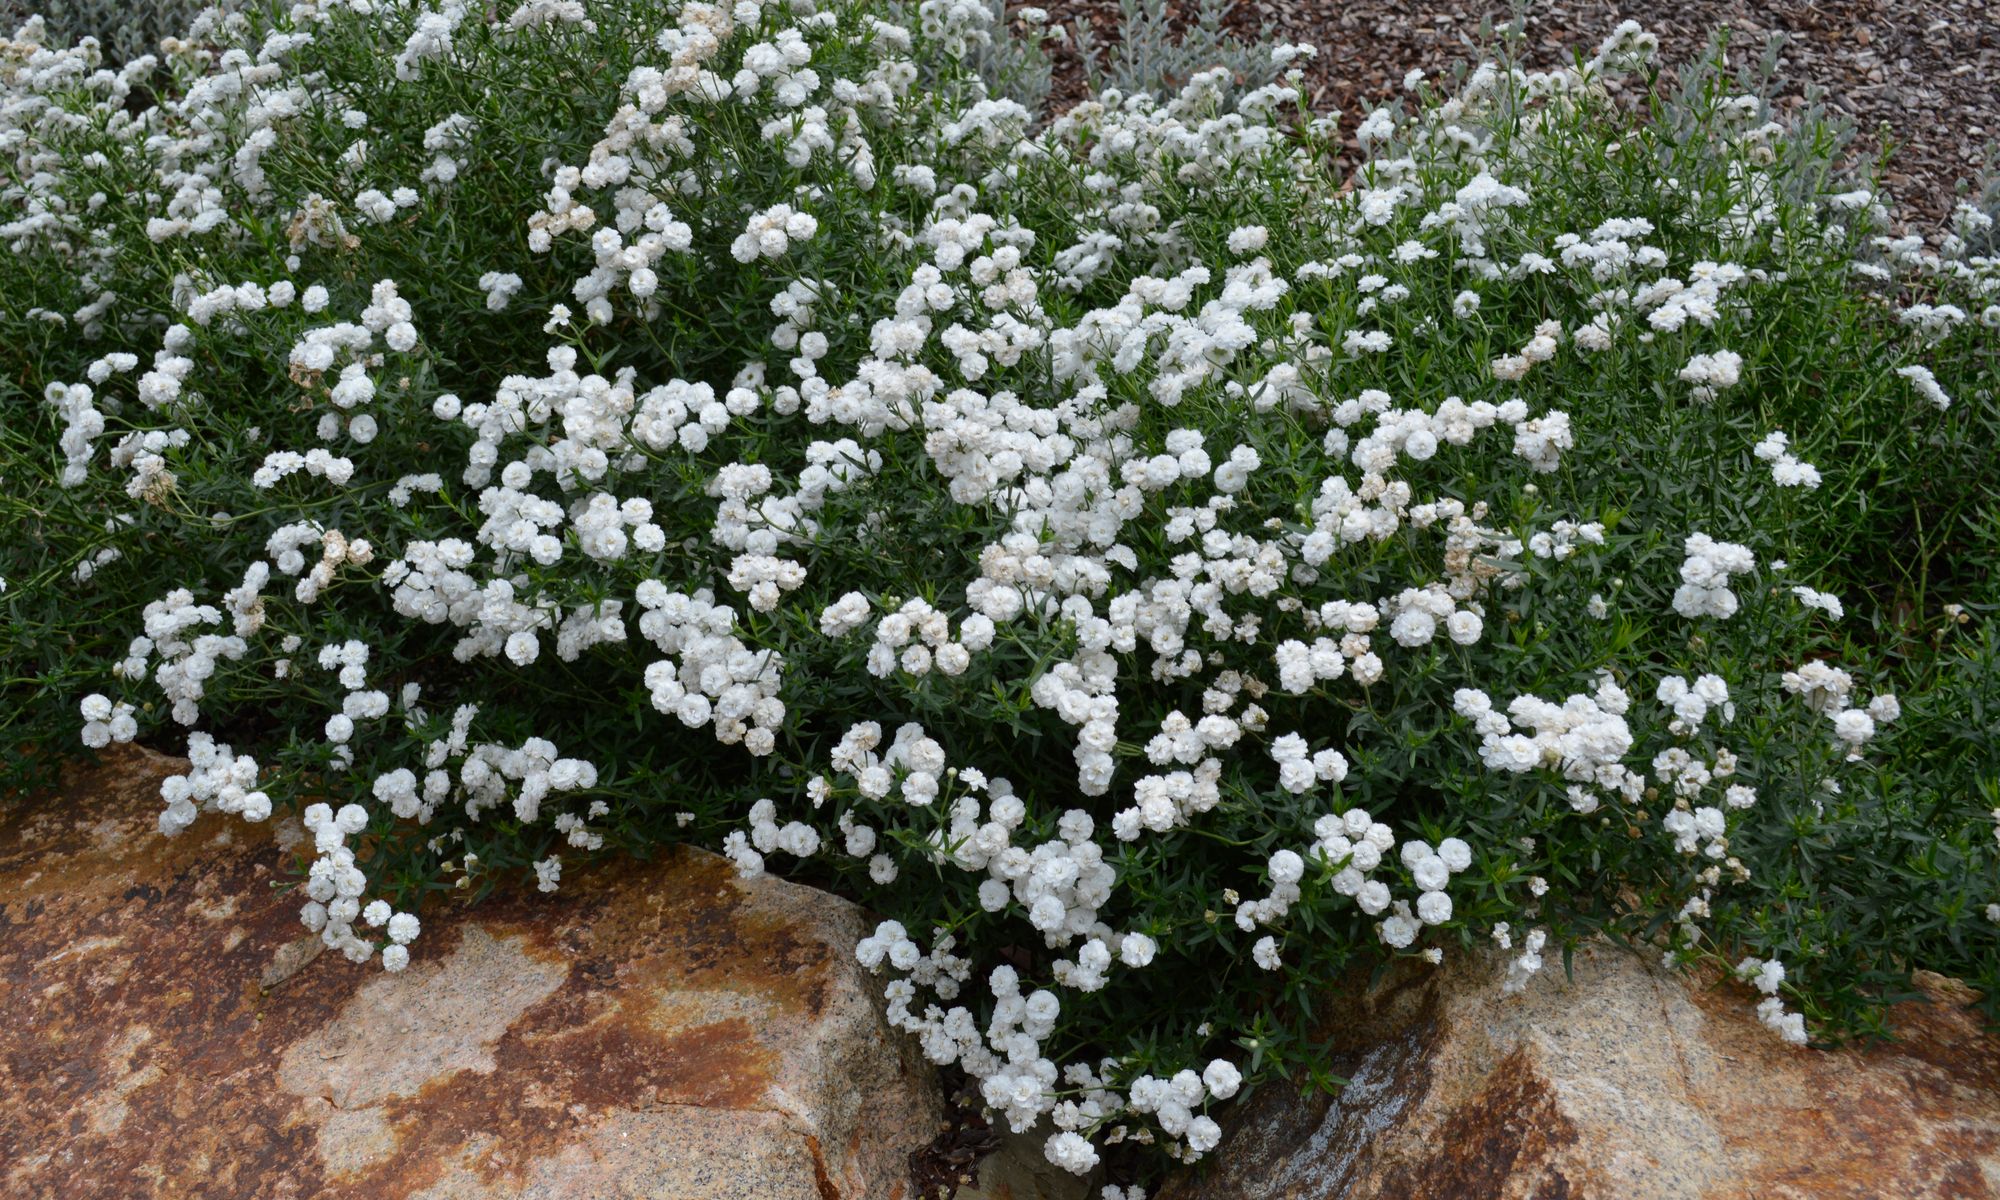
[3,0,1999,1188]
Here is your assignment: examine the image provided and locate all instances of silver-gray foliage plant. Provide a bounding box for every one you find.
[902,0,1277,117]
[1071,0,1277,100]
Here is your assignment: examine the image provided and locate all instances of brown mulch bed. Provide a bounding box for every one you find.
[1033,0,2000,226]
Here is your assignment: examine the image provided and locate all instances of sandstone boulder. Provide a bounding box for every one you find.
[1163,940,2000,1200]
[0,747,942,1199]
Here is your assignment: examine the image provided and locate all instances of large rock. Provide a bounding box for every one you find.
[1164,940,2000,1200]
[0,747,942,1199]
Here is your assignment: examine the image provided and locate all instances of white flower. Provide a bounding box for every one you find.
[1226,225,1269,255]
[1445,611,1483,645]
[1045,1131,1099,1175]
[1832,708,1876,746]
[1186,1114,1223,1154]
[1411,854,1449,891]
[1202,1058,1242,1099]
[534,855,562,892]
[1389,610,1436,648]
[1120,932,1158,967]
[1251,936,1282,970]
[1268,849,1305,886]
[1379,907,1420,948]
[1897,364,1952,410]
[1357,880,1391,914]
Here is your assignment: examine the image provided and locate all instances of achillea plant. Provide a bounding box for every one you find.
[2,2,1996,1188]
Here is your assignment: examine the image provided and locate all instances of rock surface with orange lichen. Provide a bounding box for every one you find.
[0,747,942,1200]
[1160,940,2000,1200]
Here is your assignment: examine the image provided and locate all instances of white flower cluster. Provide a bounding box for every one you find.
[297,798,423,968]
[309,640,395,770]
[1791,585,1844,621]
[1753,430,1821,489]
[708,463,817,612]
[823,223,1581,802]
[1678,349,1743,401]
[78,692,137,748]
[1490,317,1565,381]
[47,379,113,486]
[1779,662,1900,758]
[1111,692,1270,841]
[1526,520,1606,561]
[730,202,818,263]
[1660,802,1729,859]
[455,735,600,825]
[1386,585,1485,649]
[267,524,375,604]
[1896,363,1953,411]
[1735,956,1807,1045]
[253,444,358,488]
[790,720,1256,1166]
[576,206,696,318]
[477,271,523,311]
[108,425,190,503]
[507,0,595,33]
[110,589,249,725]
[628,377,736,455]
[725,796,824,876]
[1269,731,1350,794]
[1500,926,1550,994]
[395,1,470,81]
[830,593,995,678]
[1656,673,1733,734]
[1384,828,1480,944]
[1457,681,1640,814]
[857,922,1240,1174]
[573,493,666,562]
[1672,532,1756,619]
[1322,814,1471,948]
[158,733,269,834]
[637,582,786,756]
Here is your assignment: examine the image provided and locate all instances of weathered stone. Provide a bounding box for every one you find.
[1162,941,2000,1200]
[0,747,942,1199]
